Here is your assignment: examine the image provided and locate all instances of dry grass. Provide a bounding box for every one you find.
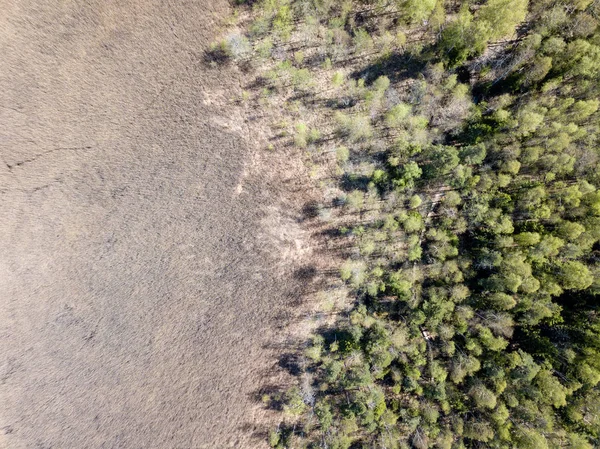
[0,1,319,448]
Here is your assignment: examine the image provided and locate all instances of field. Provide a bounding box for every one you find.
[0,1,313,447]
[3,0,600,448]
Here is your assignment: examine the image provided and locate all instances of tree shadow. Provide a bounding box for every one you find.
[278,352,303,376]
[238,422,269,445]
[250,383,286,407]
[203,48,230,66]
[319,226,343,238]
[301,200,320,220]
[340,173,371,192]
[350,50,429,85]
[324,96,358,110]
[294,265,318,281]
[245,75,269,90]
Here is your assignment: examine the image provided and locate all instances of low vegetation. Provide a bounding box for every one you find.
[218,0,600,447]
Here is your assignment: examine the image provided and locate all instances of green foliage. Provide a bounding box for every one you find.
[283,386,306,416]
[294,122,308,148]
[315,400,333,431]
[385,103,412,128]
[336,146,349,164]
[409,194,422,209]
[469,383,497,409]
[558,261,593,290]
[235,1,600,448]
[335,112,373,142]
[397,0,437,24]
[353,29,374,55]
[332,71,344,87]
[478,0,529,41]
[459,144,487,165]
[268,429,280,447]
[272,3,293,40]
[463,421,494,442]
[514,427,549,449]
[438,0,528,65]
[421,145,460,178]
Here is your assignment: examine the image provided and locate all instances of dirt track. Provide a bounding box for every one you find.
[0,1,308,447]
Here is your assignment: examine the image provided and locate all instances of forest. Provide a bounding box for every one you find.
[218,0,600,447]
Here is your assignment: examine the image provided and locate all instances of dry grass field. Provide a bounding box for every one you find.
[0,1,314,447]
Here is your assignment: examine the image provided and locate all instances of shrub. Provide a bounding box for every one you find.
[335,112,373,142]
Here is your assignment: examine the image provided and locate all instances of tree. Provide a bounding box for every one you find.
[463,421,494,442]
[478,326,508,351]
[335,112,373,141]
[534,369,567,408]
[272,4,293,41]
[223,34,251,59]
[571,99,599,121]
[487,292,517,310]
[517,107,545,136]
[438,7,481,65]
[397,0,437,24]
[353,28,374,55]
[336,146,350,165]
[514,232,541,246]
[294,122,308,148]
[530,235,565,261]
[409,194,422,209]
[525,56,553,84]
[451,355,480,384]
[558,261,593,290]
[315,400,333,430]
[557,221,586,241]
[469,383,497,409]
[394,161,423,190]
[241,1,600,447]
[385,103,412,128]
[411,428,429,449]
[514,427,549,449]
[421,145,460,178]
[459,144,487,165]
[557,39,600,78]
[403,212,424,233]
[283,387,306,416]
[568,434,593,449]
[332,71,344,87]
[477,0,529,41]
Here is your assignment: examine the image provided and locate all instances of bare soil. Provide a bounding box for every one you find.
[0,1,315,448]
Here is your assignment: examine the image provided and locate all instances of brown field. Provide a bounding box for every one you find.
[0,1,313,447]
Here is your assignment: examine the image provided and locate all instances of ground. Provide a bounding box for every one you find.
[0,1,312,447]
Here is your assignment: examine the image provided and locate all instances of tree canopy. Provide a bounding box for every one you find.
[225,0,600,447]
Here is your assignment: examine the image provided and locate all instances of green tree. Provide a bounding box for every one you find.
[283,387,306,416]
[514,427,549,449]
[397,0,437,24]
[463,421,494,442]
[459,144,487,165]
[478,0,529,40]
[409,194,423,209]
[385,103,412,128]
[558,261,593,290]
[421,145,460,178]
[534,369,567,408]
[469,383,497,409]
[335,112,373,142]
[557,221,586,241]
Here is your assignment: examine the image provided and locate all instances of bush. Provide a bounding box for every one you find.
[294,123,308,148]
[335,112,373,142]
[336,146,350,164]
[225,34,251,59]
